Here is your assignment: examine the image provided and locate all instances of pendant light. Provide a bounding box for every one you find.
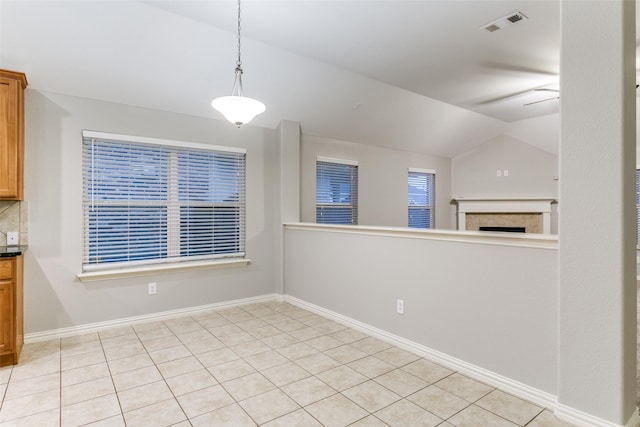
[211,0,265,127]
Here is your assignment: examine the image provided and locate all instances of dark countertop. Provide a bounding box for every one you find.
[0,246,27,257]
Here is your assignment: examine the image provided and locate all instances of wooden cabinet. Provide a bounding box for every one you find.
[0,281,14,355]
[0,70,27,200]
[0,256,23,366]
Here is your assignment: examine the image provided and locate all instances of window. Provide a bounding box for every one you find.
[408,168,435,228]
[636,169,640,246]
[316,157,358,225]
[82,131,246,272]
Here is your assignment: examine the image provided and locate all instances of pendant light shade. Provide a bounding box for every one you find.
[212,96,265,127]
[212,0,265,127]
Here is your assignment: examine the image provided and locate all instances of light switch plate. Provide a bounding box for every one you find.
[6,232,18,245]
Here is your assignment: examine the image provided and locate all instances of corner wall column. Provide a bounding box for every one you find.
[275,120,301,295]
[558,1,636,425]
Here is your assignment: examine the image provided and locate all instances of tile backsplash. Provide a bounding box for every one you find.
[0,201,28,246]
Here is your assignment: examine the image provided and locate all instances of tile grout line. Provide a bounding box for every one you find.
[523,407,548,426]
[135,321,191,426]
[98,328,128,427]
[228,304,341,426]
[0,340,61,425]
[252,310,406,426]
[225,305,312,426]
[0,364,15,415]
[195,308,264,425]
[176,313,258,426]
[255,305,346,426]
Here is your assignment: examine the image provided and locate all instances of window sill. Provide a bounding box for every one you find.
[77,258,251,283]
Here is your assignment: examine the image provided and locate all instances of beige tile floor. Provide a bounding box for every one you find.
[0,301,576,427]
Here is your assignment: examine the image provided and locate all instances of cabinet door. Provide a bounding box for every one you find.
[0,75,23,199]
[0,280,13,354]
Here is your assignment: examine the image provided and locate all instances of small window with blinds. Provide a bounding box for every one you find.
[636,169,640,246]
[82,131,246,272]
[316,157,358,225]
[408,168,435,229]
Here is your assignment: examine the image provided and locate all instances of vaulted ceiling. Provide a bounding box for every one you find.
[0,1,569,157]
[146,0,561,122]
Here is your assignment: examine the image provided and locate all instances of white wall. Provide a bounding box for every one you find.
[452,134,558,198]
[301,134,452,229]
[284,225,558,397]
[451,134,559,233]
[23,90,279,334]
[505,114,560,155]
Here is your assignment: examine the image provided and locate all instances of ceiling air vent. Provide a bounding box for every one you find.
[481,11,528,33]
[507,13,524,23]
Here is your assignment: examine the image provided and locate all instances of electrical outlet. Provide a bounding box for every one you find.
[496,170,502,177]
[503,169,509,177]
[396,299,404,315]
[6,232,18,245]
[148,283,157,295]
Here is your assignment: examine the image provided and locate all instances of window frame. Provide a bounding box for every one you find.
[79,130,248,279]
[315,156,359,225]
[407,167,436,229]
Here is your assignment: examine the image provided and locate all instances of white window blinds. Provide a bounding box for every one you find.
[636,169,640,246]
[408,169,435,229]
[82,131,246,271]
[316,158,358,225]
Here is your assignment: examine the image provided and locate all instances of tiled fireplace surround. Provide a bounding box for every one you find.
[453,198,556,234]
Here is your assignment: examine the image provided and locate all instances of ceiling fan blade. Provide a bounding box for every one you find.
[477,88,560,105]
[476,86,560,106]
[476,90,531,105]
[523,97,559,107]
[479,62,558,77]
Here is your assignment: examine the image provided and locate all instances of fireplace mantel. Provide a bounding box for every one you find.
[452,197,556,234]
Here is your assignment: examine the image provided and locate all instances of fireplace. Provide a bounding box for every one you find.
[453,198,556,234]
[479,226,526,233]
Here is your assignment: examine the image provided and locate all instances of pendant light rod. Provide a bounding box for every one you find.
[211,0,265,127]
[232,0,245,100]
[236,0,242,68]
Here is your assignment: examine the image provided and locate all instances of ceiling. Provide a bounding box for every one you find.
[146,0,561,122]
[0,1,569,157]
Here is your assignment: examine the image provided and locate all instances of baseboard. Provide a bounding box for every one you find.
[24,293,279,343]
[283,295,558,410]
[556,404,640,427]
